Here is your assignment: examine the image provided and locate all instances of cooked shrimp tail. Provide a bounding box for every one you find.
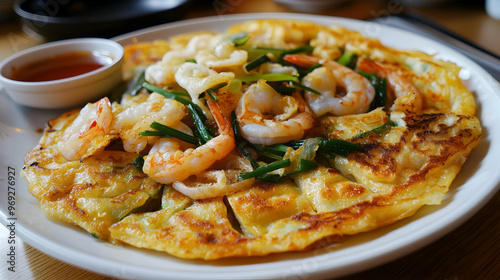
[208,100,234,137]
[284,54,375,117]
[57,97,114,161]
[142,100,236,184]
[236,80,315,145]
[283,54,323,69]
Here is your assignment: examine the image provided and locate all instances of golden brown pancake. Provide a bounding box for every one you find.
[22,19,481,260]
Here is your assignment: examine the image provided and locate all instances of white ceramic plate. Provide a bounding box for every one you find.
[1,13,499,280]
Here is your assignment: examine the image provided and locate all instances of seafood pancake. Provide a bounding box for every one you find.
[22,19,481,260]
[22,109,163,242]
[109,110,480,259]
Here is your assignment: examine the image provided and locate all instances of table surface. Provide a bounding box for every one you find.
[1,0,499,279]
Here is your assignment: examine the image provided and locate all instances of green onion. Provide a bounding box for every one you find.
[247,45,314,61]
[143,82,207,120]
[204,82,228,102]
[228,79,242,92]
[372,76,387,110]
[297,63,322,78]
[132,155,145,171]
[239,159,291,180]
[319,138,365,157]
[185,59,196,63]
[355,114,397,139]
[252,144,287,160]
[231,111,259,169]
[283,45,315,55]
[168,90,190,97]
[236,73,300,83]
[285,140,305,150]
[252,45,314,58]
[290,80,321,95]
[271,144,290,152]
[205,90,218,102]
[246,48,283,61]
[357,71,387,111]
[245,54,271,72]
[272,86,296,94]
[256,173,285,183]
[107,69,146,102]
[231,111,244,141]
[386,114,397,127]
[355,124,391,138]
[283,159,318,177]
[210,82,228,92]
[369,74,387,111]
[337,51,357,69]
[287,137,365,157]
[140,121,199,145]
[187,104,213,144]
[232,33,250,47]
[143,82,192,106]
[129,69,146,96]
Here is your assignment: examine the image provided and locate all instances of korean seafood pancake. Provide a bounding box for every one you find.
[22,19,481,260]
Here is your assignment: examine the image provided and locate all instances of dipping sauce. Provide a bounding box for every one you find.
[10,51,112,82]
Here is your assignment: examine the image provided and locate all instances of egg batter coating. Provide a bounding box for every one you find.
[22,19,481,260]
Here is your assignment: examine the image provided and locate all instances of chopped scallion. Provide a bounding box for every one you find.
[355,124,391,139]
[187,104,213,144]
[140,121,199,145]
[290,80,321,95]
[239,159,291,180]
[247,45,314,61]
[142,82,191,106]
[357,71,387,111]
[236,73,299,83]
[232,33,250,47]
[245,54,271,72]
[129,69,146,96]
[298,63,322,77]
[252,144,287,160]
[337,51,358,69]
[272,86,296,94]
[283,159,318,177]
[231,111,259,168]
[132,155,145,171]
[286,137,365,157]
[255,173,284,183]
[355,114,397,139]
[205,89,218,102]
[319,138,365,157]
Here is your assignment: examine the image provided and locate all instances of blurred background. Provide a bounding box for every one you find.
[0,0,499,59]
[2,0,499,84]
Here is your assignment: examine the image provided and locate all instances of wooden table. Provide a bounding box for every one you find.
[1,0,499,279]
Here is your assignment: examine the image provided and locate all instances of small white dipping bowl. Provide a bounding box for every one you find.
[0,38,124,109]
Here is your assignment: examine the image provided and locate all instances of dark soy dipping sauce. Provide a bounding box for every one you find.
[10,51,112,82]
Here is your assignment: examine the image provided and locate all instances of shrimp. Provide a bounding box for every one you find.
[145,33,217,86]
[142,101,236,185]
[57,97,114,161]
[284,54,375,117]
[172,154,255,200]
[175,62,234,117]
[357,59,423,113]
[236,79,315,145]
[195,41,248,70]
[113,92,187,153]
